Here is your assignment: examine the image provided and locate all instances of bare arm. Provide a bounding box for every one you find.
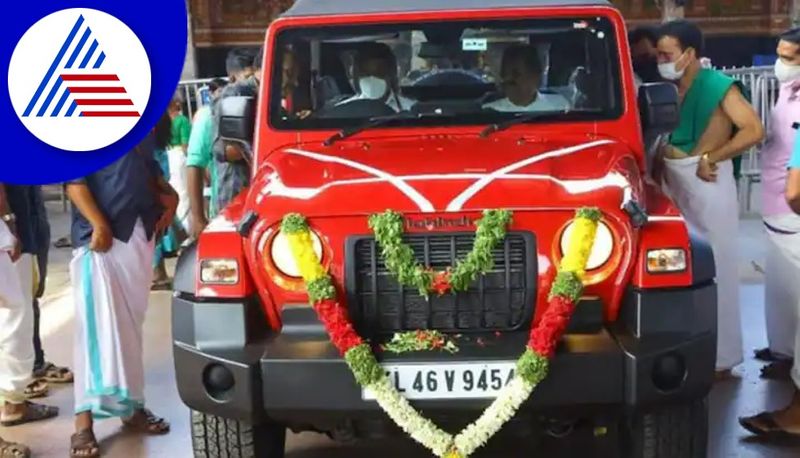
[788,168,800,214]
[187,166,208,238]
[66,182,113,252]
[690,107,733,156]
[0,183,21,261]
[707,86,765,163]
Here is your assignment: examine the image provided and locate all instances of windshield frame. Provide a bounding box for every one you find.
[266,13,624,132]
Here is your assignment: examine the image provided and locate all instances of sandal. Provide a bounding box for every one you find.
[33,362,74,384]
[0,402,59,427]
[150,279,173,291]
[122,408,170,435]
[54,237,72,249]
[739,412,800,443]
[754,347,792,362]
[0,437,30,458]
[761,360,793,381]
[24,379,48,399]
[70,430,99,458]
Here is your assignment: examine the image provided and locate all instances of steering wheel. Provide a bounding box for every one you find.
[313,98,397,119]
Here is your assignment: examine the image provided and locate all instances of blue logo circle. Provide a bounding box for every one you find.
[1,0,187,184]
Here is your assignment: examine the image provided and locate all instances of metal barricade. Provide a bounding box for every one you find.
[176,77,222,120]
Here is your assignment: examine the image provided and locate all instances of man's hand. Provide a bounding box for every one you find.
[696,154,718,182]
[4,221,22,263]
[90,222,113,253]
[156,191,179,234]
[190,213,208,240]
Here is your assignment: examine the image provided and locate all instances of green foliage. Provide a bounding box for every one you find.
[516,349,549,385]
[281,213,308,234]
[345,344,385,386]
[549,271,583,302]
[307,276,336,303]
[576,207,601,222]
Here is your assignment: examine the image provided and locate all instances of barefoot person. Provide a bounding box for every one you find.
[656,20,764,378]
[0,184,59,458]
[752,28,800,381]
[739,103,800,441]
[66,134,177,458]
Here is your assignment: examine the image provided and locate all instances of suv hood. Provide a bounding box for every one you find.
[248,135,639,218]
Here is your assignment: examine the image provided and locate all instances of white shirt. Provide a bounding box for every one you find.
[0,221,16,253]
[337,92,416,112]
[483,92,570,112]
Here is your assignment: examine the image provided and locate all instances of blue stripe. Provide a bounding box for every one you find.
[65,27,92,69]
[81,253,104,393]
[23,15,84,117]
[66,101,78,117]
[51,87,70,117]
[93,51,106,69]
[79,39,98,69]
[36,77,62,117]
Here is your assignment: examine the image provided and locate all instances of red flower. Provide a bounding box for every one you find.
[431,270,452,295]
[528,296,576,358]
[314,299,363,355]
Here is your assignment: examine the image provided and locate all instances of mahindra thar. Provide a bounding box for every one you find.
[172,1,714,457]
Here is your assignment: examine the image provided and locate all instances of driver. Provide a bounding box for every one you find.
[337,43,415,112]
[483,44,569,112]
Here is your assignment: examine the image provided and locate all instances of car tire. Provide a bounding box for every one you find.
[191,410,286,458]
[624,397,708,458]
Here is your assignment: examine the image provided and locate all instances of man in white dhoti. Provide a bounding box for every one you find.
[65,135,178,457]
[656,21,764,378]
[0,184,59,458]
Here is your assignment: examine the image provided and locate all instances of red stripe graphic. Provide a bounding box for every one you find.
[81,111,141,117]
[68,87,127,93]
[61,74,119,81]
[75,99,134,106]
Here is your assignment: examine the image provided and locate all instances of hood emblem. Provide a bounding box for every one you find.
[405,216,475,231]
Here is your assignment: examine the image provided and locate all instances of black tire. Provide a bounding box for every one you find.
[191,410,286,458]
[624,398,708,458]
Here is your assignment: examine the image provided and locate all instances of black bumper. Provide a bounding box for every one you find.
[172,283,716,427]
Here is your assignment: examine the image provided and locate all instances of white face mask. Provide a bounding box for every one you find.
[358,76,388,99]
[774,59,800,84]
[658,52,687,81]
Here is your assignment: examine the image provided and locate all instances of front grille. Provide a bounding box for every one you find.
[345,232,536,337]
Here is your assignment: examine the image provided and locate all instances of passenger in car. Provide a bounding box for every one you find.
[482,44,569,112]
[335,43,415,112]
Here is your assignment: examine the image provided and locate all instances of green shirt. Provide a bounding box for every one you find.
[170,114,191,147]
[186,107,218,217]
[670,68,744,180]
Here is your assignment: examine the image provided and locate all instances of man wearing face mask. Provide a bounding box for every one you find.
[483,44,569,112]
[629,26,661,88]
[656,20,765,379]
[739,28,800,442]
[338,43,415,112]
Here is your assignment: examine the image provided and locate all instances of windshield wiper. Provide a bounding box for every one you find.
[479,108,603,138]
[324,111,451,146]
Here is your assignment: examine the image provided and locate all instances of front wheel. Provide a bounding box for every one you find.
[191,410,286,458]
[624,398,708,458]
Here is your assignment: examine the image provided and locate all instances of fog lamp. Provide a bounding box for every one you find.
[652,352,687,392]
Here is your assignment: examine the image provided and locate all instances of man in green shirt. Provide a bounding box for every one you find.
[186,79,226,238]
[167,96,192,235]
[656,20,764,379]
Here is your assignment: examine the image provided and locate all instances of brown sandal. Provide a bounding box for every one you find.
[760,361,793,381]
[0,402,59,427]
[70,430,99,458]
[740,412,800,444]
[23,379,48,399]
[0,437,30,458]
[34,362,74,384]
[122,408,170,435]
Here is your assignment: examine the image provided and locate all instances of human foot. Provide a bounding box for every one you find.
[0,436,30,458]
[122,408,170,435]
[70,430,99,458]
[740,391,800,441]
[0,402,59,426]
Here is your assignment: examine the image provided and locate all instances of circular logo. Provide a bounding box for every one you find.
[8,8,151,152]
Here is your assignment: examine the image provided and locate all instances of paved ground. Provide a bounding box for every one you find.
[1,203,799,457]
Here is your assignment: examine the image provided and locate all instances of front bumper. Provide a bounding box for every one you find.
[172,283,716,428]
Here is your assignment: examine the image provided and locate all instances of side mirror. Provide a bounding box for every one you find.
[638,82,679,136]
[218,96,255,143]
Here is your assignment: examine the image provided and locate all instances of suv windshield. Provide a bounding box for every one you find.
[270,16,622,130]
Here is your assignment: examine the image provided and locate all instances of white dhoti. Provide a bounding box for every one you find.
[71,220,154,418]
[663,156,743,370]
[167,145,190,232]
[763,214,800,360]
[0,223,33,404]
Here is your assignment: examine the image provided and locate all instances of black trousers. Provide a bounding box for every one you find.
[32,235,49,372]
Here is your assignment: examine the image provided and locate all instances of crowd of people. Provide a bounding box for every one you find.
[1,17,800,457]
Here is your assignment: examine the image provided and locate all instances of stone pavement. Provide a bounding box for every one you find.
[0,202,798,457]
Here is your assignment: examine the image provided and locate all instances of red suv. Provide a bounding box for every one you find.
[173,1,714,457]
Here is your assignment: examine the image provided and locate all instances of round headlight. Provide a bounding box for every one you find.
[270,230,323,277]
[559,221,614,270]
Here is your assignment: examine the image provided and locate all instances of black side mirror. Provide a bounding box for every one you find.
[638,82,679,136]
[218,96,255,143]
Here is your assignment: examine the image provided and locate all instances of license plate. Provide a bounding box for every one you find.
[362,362,516,400]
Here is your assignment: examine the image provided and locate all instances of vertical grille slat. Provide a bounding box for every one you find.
[350,232,535,337]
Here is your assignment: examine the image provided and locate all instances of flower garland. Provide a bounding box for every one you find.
[383,330,460,354]
[368,210,513,297]
[280,207,600,458]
